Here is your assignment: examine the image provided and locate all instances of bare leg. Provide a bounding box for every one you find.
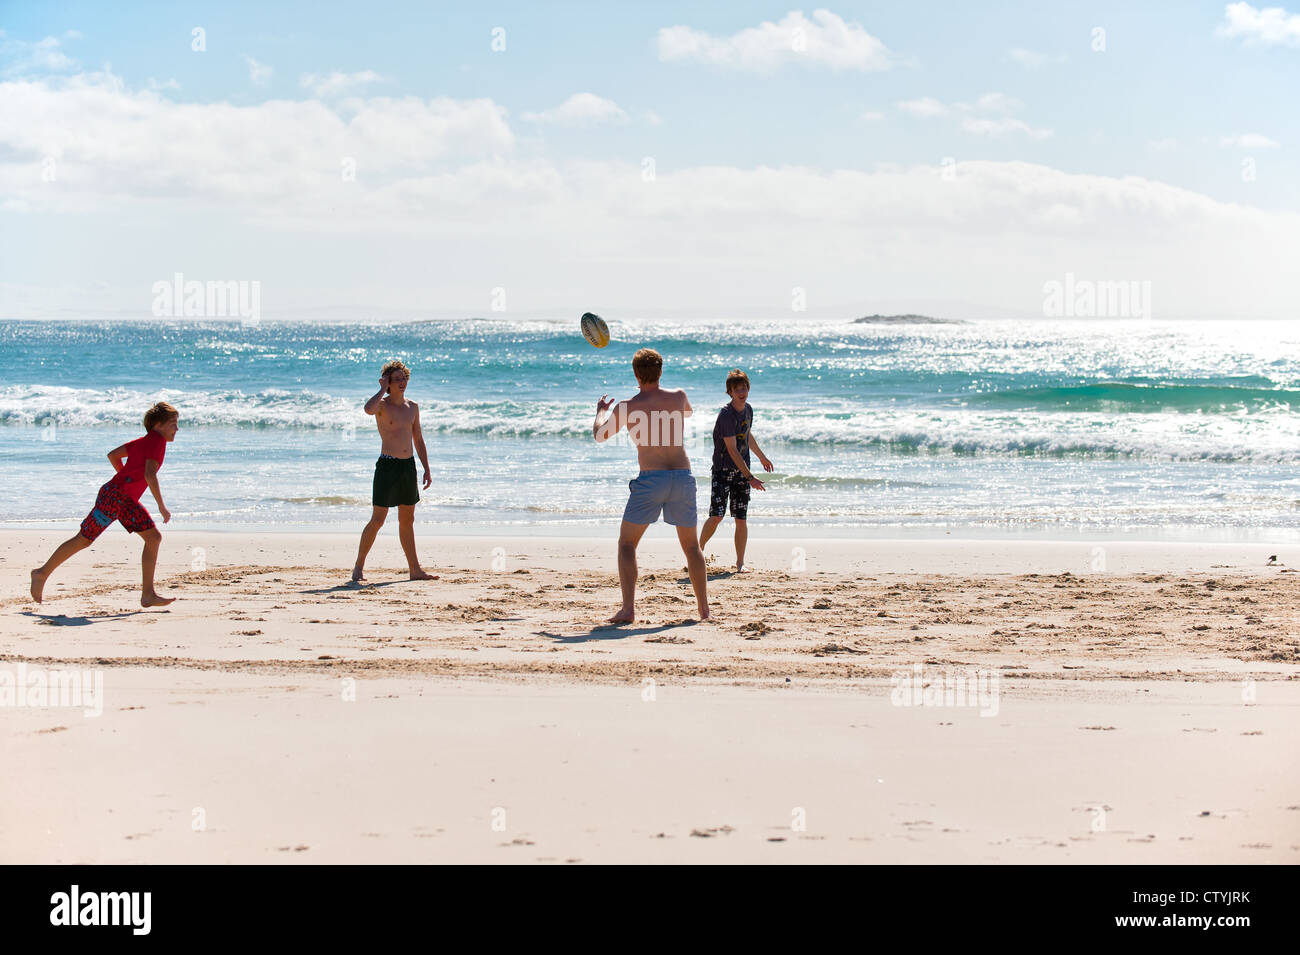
[734,518,749,572]
[698,515,723,552]
[30,533,92,603]
[139,528,174,607]
[352,506,387,581]
[675,524,710,620]
[610,520,648,623]
[398,504,436,580]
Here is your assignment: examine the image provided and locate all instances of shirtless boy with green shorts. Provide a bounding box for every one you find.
[351,360,436,583]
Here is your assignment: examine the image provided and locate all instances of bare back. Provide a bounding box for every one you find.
[374,396,418,458]
[618,386,692,471]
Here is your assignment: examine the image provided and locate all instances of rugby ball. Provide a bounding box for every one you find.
[580,312,610,348]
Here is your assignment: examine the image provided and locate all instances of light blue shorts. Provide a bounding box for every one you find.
[622,469,698,527]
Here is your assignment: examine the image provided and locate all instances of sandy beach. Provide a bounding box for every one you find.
[2,527,1296,863]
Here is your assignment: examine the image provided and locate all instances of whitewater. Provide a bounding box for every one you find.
[1,316,1296,540]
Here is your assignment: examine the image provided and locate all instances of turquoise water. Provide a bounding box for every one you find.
[1,317,1297,540]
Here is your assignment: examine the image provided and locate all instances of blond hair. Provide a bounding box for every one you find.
[381,359,410,380]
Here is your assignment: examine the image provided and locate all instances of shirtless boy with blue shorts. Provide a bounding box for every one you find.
[593,348,709,623]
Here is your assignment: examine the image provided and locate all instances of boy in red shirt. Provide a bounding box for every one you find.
[30,402,179,607]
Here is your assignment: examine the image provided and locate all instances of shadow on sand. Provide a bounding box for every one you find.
[300,578,441,595]
[537,618,701,644]
[22,610,151,626]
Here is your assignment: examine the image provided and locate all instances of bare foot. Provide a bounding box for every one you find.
[607,608,635,624]
[351,567,366,582]
[735,564,752,573]
[698,604,711,621]
[141,592,175,608]
[30,568,47,603]
[409,569,439,581]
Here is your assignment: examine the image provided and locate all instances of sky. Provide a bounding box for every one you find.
[1,0,1298,320]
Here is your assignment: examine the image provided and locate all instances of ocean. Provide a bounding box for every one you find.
[1,317,1297,542]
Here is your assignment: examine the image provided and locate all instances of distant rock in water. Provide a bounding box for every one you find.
[853,314,968,325]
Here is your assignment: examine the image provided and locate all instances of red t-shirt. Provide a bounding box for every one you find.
[109,430,167,502]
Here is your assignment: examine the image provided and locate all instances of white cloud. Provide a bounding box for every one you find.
[2,71,1296,320]
[1008,47,1067,69]
[859,110,884,121]
[961,116,1053,139]
[299,70,388,97]
[0,74,1274,236]
[898,92,1048,137]
[522,93,628,126]
[242,55,272,86]
[896,96,947,117]
[1218,2,1300,46]
[1219,132,1281,148]
[0,71,514,211]
[657,9,892,72]
[966,92,1022,113]
[1,33,77,75]
[644,109,663,126]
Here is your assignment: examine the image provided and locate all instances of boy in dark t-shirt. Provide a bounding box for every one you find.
[699,369,773,573]
[30,402,179,607]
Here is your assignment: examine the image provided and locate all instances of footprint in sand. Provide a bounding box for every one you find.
[689,825,735,838]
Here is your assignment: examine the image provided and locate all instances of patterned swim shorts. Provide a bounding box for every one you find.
[708,469,751,520]
[79,480,156,542]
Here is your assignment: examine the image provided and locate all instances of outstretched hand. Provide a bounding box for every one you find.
[748,477,766,492]
[596,394,614,413]
[759,455,775,472]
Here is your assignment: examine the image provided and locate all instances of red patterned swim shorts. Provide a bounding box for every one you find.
[79,480,156,542]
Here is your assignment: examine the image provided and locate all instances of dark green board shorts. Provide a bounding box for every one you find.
[373,455,420,508]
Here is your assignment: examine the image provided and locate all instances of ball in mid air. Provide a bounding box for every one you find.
[580,312,610,348]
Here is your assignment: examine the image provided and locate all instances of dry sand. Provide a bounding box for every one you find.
[2,528,1297,863]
